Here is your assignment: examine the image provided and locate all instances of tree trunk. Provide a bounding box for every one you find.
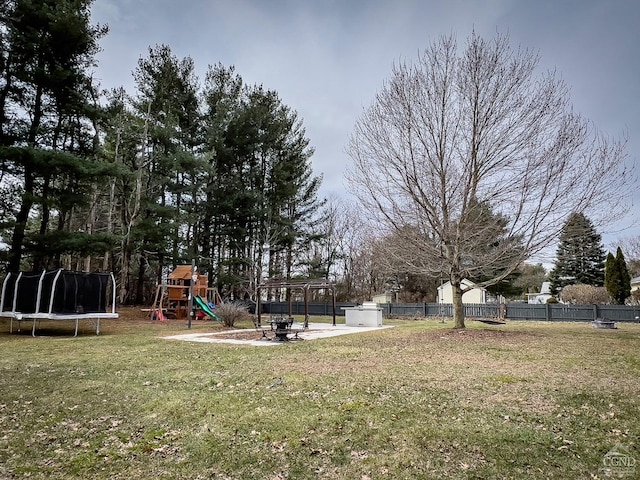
[119,246,131,304]
[84,186,98,272]
[451,279,466,329]
[8,169,34,272]
[135,252,147,304]
[8,74,44,272]
[103,179,116,271]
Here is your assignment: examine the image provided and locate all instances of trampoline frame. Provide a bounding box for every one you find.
[0,269,118,336]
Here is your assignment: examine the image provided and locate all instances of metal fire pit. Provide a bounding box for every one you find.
[273,318,293,341]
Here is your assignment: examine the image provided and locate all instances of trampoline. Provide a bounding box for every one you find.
[0,269,118,336]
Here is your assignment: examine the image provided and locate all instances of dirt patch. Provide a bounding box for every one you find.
[105,306,226,328]
[207,330,267,341]
[206,328,321,341]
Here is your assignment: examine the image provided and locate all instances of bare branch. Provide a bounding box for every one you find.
[346,32,635,328]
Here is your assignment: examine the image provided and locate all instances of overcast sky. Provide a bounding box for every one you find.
[90,0,639,251]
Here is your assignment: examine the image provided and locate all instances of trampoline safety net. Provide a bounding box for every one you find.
[1,270,115,315]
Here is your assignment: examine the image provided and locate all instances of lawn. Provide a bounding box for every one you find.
[0,309,638,479]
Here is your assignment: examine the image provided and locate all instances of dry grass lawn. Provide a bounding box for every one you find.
[0,307,638,479]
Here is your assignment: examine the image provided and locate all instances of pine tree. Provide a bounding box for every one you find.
[130,45,202,302]
[0,0,111,271]
[200,65,322,298]
[549,213,605,295]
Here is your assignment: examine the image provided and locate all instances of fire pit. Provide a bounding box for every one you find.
[267,316,303,341]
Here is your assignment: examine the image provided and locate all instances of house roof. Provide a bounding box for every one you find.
[437,279,486,291]
[631,276,640,285]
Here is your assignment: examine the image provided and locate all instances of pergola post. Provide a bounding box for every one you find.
[304,285,309,328]
[257,293,262,327]
[332,287,336,326]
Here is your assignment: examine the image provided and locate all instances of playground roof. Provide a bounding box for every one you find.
[168,265,194,280]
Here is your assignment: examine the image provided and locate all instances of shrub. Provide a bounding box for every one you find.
[214,302,252,328]
[560,284,609,304]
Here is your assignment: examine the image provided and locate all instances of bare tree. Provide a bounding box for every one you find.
[346,32,632,328]
[611,235,640,277]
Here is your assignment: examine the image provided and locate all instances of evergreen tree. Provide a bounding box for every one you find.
[462,198,525,298]
[617,247,632,303]
[128,45,202,303]
[513,263,548,298]
[549,213,605,294]
[605,247,631,304]
[0,0,111,271]
[604,251,616,300]
[201,65,322,298]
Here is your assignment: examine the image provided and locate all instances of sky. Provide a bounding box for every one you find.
[89,0,640,254]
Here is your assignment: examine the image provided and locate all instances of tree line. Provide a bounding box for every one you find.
[0,0,327,304]
[549,212,634,305]
[0,2,635,317]
[0,0,427,305]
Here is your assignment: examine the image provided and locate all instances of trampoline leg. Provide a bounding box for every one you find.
[74,319,79,337]
[32,319,37,337]
[96,318,101,336]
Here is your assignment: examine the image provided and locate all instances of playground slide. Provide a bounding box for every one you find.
[194,295,220,321]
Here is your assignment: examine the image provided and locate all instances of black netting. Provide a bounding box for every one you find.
[14,272,43,313]
[51,271,111,314]
[1,273,18,311]
[75,273,110,313]
[38,271,60,312]
[1,270,112,314]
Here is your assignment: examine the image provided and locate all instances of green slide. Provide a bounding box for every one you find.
[194,295,220,321]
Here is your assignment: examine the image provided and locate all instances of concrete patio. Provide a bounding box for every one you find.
[163,322,393,346]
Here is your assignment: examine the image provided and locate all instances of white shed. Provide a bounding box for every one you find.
[526,281,553,304]
[437,279,486,304]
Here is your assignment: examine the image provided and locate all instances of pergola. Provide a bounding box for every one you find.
[256,278,337,327]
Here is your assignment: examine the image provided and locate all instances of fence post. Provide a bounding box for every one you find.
[545,303,551,321]
[592,304,598,321]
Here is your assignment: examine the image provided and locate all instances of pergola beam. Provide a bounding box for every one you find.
[256,278,337,327]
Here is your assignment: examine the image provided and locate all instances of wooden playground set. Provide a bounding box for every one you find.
[0,265,224,337]
[148,265,222,321]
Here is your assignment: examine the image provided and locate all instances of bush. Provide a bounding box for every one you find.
[214,302,252,328]
[560,284,609,304]
[546,297,559,303]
